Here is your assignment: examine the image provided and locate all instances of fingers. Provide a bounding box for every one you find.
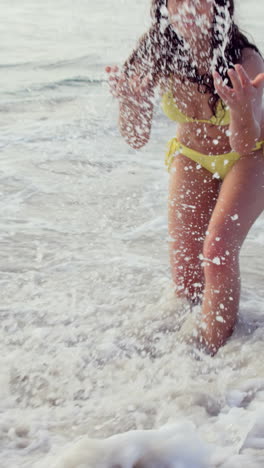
[252,72,264,89]
[227,64,253,91]
[105,65,119,73]
[105,65,154,102]
[227,68,242,91]
[234,64,251,87]
[105,66,123,97]
[108,75,152,100]
[107,74,119,96]
[217,64,264,92]
[213,71,235,105]
[111,74,127,98]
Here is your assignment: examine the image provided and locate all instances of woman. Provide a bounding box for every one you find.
[105,0,264,355]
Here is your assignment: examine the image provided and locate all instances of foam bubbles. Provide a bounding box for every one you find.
[44,424,211,468]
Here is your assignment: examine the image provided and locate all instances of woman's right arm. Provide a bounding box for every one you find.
[118,94,154,149]
[106,66,155,149]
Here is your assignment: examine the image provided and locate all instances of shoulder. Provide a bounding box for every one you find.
[158,75,174,97]
[159,73,183,93]
[240,47,264,79]
[241,47,262,61]
[240,47,264,123]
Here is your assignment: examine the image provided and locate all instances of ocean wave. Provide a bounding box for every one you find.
[9,76,104,95]
[0,61,34,69]
[0,54,102,70]
[37,76,104,90]
[38,55,102,70]
[2,76,105,100]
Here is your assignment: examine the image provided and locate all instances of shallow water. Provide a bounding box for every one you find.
[0,1,264,467]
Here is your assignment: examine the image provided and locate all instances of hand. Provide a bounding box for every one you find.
[213,64,264,114]
[105,65,154,104]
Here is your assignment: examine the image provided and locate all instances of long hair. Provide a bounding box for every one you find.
[123,0,263,116]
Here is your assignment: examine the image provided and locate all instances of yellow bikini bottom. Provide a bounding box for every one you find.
[165,137,264,180]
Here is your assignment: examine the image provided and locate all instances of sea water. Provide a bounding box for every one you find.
[0,0,264,467]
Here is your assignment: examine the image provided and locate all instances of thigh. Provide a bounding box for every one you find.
[168,154,221,246]
[205,149,264,251]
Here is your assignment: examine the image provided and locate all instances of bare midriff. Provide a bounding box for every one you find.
[159,49,264,155]
[167,74,233,155]
[176,122,231,155]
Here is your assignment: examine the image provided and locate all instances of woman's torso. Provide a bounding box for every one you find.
[159,48,264,154]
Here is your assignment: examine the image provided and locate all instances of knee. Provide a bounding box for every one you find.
[202,228,239,270]
[169,241,203,281]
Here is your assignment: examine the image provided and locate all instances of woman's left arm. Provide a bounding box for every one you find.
[213,51,264,155]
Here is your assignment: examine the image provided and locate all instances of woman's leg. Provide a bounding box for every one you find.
[200,150,264,354]
[168,154,221,304]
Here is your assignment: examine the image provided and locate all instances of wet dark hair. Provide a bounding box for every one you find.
[123,0,263,116]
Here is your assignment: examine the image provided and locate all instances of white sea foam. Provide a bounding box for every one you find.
[42,423,211,468]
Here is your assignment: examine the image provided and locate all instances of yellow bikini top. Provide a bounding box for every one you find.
[161,89,230,126]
